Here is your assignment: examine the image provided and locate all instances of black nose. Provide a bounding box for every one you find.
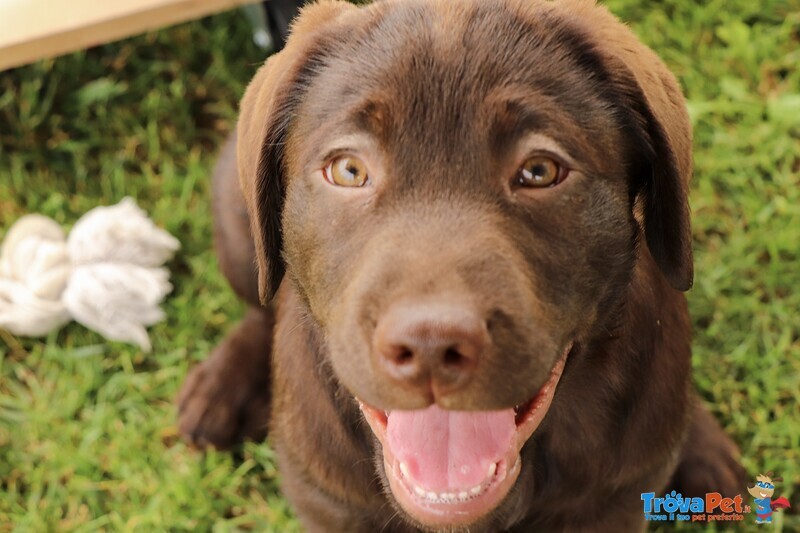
[373,302,487,397]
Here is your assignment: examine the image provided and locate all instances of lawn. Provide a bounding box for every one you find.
[0,0,798,531]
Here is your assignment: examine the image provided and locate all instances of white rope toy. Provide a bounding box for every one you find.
[0,197,179,352]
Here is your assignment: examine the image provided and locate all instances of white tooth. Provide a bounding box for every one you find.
[487,463,497,477]
[442,492,456,502]
[470,485,482,495]
[458,491,469,500]
[426,491,438,501]
[414,486,426,497]
[399,462,410,478]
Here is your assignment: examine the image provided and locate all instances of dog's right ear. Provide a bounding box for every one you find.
[237,1,357,304]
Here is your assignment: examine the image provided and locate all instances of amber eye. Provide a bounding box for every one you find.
[515,156,564,188]
[324,155,369,187]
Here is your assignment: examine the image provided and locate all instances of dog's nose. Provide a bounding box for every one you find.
[373,302,487,396]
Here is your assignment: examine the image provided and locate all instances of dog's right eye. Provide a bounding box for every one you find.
[323,155,370,187]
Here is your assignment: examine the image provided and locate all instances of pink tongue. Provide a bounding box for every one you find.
[386,404,515,491]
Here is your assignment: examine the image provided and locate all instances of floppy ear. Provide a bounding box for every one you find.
[625,63,694,292]
[237,1,357,304]
[622,65,694,292]
[560,1,694,291]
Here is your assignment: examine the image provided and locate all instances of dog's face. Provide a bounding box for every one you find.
[238,0,692,528]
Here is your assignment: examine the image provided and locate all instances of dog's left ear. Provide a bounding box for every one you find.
[620,58,694,292]
[561,1,694,291]
[623,63,694,292]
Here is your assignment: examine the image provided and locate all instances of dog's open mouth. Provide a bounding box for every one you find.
[359,344,570,528]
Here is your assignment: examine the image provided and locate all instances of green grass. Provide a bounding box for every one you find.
[0,1,798,531]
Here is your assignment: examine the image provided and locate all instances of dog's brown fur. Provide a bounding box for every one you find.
[178,0,745,530]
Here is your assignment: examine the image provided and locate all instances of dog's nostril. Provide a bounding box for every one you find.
[443,347,464,366]
[395,348,414,364]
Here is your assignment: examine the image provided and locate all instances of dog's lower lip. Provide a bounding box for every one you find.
[514,399,533,424]
[358,342,571,528]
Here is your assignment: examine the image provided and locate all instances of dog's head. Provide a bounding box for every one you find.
[238,0,692,527]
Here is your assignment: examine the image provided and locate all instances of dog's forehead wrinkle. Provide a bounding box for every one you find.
[297,1,629,172]
[326,8,622,177]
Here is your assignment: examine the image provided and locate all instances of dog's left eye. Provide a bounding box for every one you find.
[323,155,370,187]
[514,156,566,188]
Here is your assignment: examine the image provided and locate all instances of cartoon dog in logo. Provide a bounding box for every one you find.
[748,472,791,524]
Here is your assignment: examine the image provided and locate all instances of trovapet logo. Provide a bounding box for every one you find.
[641,490,749,524]
[642,471,793,525]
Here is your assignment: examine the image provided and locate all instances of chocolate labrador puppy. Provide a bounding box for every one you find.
[178,0,745,530]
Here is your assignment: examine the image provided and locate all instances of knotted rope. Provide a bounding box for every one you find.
[0,198,179,351]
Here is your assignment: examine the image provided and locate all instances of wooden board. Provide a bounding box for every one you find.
[0,0,258,71]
